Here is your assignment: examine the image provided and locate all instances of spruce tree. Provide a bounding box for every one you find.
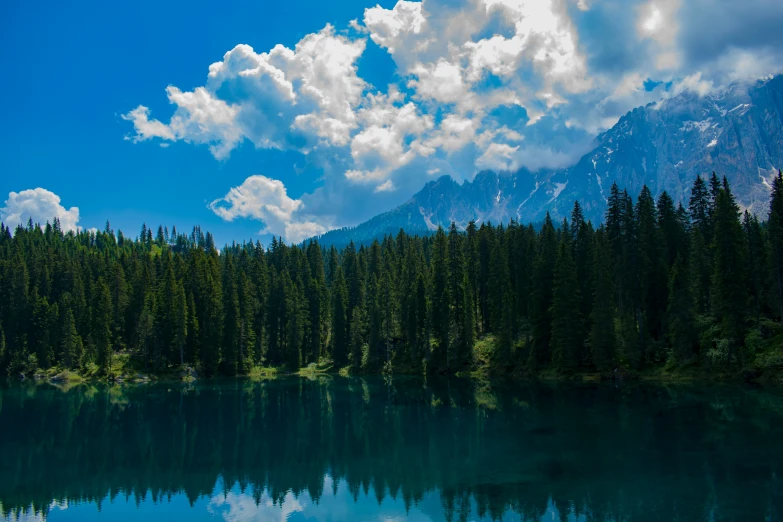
[349,306,366,371]
[186,291,199,365]
[477,224,492,333]
[689,175,710,237]
[590,228,615,371]
[284,270,305,370]
[571,201,593,344]
[551,240,582,371]
[666,255,695,364]
[237,270,255,373]
[200,252,223,375]
[221,256,240,375]
[173,280,188,367]
[448,223,470,370]
[743,211,764,327]
[331,268,349,368]
[711,185,748,363]
[94,277,113,375]
[61,308,83,370]
[489,228,512,368]
[657,191,684,269]
[366,274,383,371]
[430,227,450,372]
[529,214,557,369]
[635,185,665,360]
[343,241,363,344]
[0,323,5,368]
[407,272,428,370]
[465,221,480,335]
[768,171,783,322]
[305,240,328,364]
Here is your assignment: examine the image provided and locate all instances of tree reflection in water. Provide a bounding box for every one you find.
[1,377,782,521]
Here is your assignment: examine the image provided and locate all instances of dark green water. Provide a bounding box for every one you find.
[1,377,782,521]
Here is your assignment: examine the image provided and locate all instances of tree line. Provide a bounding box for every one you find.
[2,171,783,377]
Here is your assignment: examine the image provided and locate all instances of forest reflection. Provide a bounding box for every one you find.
[1,377,782,521]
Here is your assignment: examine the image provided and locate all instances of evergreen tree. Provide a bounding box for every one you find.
[305,240,328,364]
[94,278,113,375]
[529,214,557,369]
[430,227,450,372]
[186,291,199,365]
[331,268,348,368]
[173,280,188,368]
[769,171,783,321]
[137,295,155,370]
[744,211,765,327]
[285,272,305,371]
[590,228,615,371]
[621,192,642,368]
[415,274,428,369]
[465,221,480,335]
[236,270,255,373]
[343,241,363,344]
[689,175,710,237]
[366,274,383,371]
[666,255,695,364]
[489,228,512,368]
[477,224,492,333]
[448,223,471,370]
[657,191,685,268]
[200,252,223,376]
[0,324,5,368]
[571,202,593,344]
[710,184,748,364]
[222,256,241,375]
[551,239,582,371]
[635,185,665,361]
[349,306,366,371]
[61,308,83,370]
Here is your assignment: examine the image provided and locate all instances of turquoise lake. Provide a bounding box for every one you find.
[1,377,782,521]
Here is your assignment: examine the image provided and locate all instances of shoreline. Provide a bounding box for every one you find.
[9,362,783,388]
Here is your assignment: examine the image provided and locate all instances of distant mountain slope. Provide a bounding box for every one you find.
[314,75,783,247]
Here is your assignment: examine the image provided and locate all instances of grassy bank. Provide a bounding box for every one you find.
[13,333,783,387]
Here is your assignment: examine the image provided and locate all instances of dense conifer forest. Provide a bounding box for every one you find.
[2,172,783,379]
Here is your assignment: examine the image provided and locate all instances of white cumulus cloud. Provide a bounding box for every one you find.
[208,175,327,243]
[1,188,80,233]
[124,25,367,158]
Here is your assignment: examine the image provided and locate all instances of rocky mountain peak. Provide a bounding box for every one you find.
[314,75,783,247]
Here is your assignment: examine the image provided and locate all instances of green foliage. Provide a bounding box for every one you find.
[529,214,556,369]
[590,228,616,371]
[1,172,782,381]
[551,239,582,371]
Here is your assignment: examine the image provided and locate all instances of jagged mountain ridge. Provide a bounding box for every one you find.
[314,75,783,247]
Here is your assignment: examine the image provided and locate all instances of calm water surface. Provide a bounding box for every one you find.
[1,376,782,521]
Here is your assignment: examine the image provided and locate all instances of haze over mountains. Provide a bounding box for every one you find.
[315,75,783,247]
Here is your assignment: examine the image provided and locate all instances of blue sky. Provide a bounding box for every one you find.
[2,0,782,246]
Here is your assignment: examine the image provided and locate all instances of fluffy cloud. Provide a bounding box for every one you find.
[1,188,80,233]
[426,115,477,152]
[476,142,520,171]
[409,60,468,104]
[125,0,783,242]
[124,25,366,158]
[364,1,428,61]
[121,106,175,142]
[208,175,327,243]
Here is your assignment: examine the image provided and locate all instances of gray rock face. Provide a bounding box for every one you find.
[315,75,783,246]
